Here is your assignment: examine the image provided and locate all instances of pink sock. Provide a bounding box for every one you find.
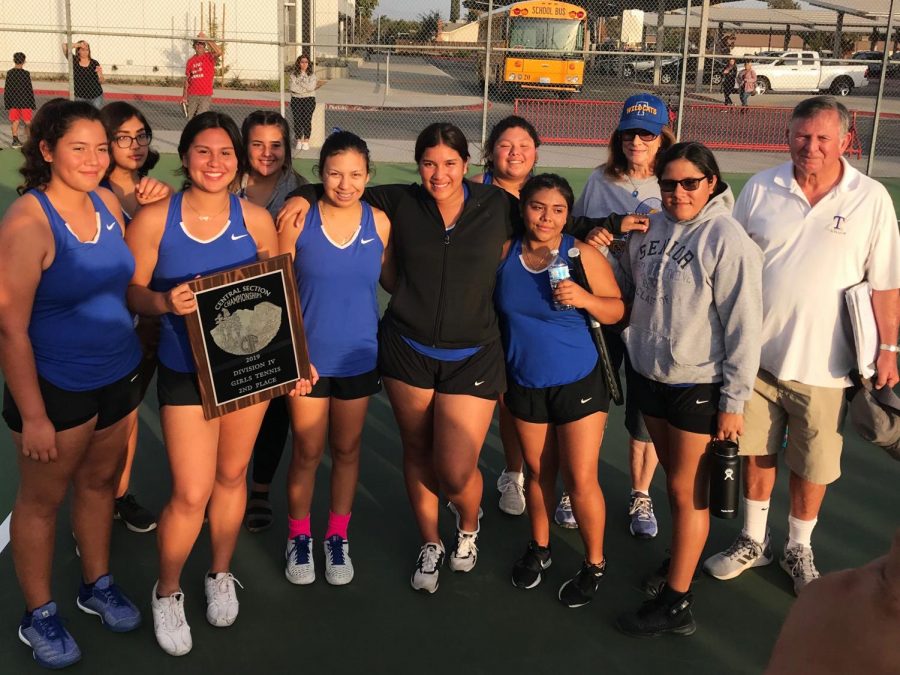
[288,514,311,539]
[325,511,351,540]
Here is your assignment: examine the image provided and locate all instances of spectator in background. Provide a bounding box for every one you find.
[62,40,104,109]
[182,32,223,120]
[737,60,757,108]
[722,58,737,106]
[289,55,319,152]
[5,52,35,148]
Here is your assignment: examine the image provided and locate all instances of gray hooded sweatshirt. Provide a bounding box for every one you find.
[620,185,763,414]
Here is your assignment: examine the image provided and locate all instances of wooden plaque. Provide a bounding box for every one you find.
[185,254,310,420]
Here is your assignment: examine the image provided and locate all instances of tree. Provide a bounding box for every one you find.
[767,0,800,8]
[451,0,460,23]
[416,10,442,41]
[356,0,379,21]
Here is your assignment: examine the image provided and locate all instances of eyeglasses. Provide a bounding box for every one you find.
[113,133,152,149]
[658,176,711,192]
[621,129,659,142]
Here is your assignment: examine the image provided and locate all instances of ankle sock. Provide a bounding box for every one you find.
[288,514,311,539]
[742,497,771,544]
[324,511,351,540]
[787,514,817,549]
[631,489,650,498]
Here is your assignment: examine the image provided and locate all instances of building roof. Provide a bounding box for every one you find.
[807,1,900,20]
[644,6,881,32]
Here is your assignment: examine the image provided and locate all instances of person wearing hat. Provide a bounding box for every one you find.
[181,32,223,120]
[563,93,675,541]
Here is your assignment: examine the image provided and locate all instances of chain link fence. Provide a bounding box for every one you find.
[0,1,898,175]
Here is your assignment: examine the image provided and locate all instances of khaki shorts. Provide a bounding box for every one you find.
[186,95,211,118]
[740,370,848,485]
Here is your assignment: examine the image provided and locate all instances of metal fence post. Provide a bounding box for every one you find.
[480,0,494,148]
[385,50,390,96]
[676,0,692,140]
[278,0,286,118]
[65,0,74,100]
[867,0,896,176]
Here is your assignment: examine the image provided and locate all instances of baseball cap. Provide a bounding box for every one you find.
[618,93,669,135]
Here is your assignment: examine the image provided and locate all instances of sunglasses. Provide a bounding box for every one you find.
[659,176,711,192]
[621,129,659,142]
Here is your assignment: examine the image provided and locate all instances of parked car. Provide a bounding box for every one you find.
[851,50,900,79]
[658,56,724,85]
[751,50,868,96]
[595,51,658,79]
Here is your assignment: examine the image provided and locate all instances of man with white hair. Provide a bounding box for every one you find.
[703,96,900,594]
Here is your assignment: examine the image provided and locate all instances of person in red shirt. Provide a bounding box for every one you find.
[181,32,223,119]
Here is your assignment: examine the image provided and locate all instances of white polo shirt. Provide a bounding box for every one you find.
[734,158,900,388]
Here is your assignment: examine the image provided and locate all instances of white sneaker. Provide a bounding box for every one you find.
[204,572,242,627]
[410,542,445,593]
[324,535,354,586]
[780,541,820,595]
[295,139,303,151]
[497,470,526,516]
[449,530,479,572]
[285,535,315,585]
[703,530,773,580]
[301,141,310,151]
[151,582,192,656]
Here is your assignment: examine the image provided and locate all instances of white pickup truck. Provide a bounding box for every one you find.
[751,50,868,96]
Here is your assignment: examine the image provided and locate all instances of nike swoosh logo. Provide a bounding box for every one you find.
[106,222,116,231]
[360,237,375,244]
[580,397,592,404]
[130,373,140,382]
[474,380,485,387]
[696,399,709,404]
[231,233,249,240]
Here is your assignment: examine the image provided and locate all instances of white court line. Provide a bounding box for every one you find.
[0,511,10,556]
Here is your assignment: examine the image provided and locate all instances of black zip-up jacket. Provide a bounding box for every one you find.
[289,180,512,348]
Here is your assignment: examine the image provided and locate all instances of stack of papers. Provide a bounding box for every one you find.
[845,281,878,379]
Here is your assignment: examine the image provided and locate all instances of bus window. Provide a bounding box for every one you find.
[509,18,583,52]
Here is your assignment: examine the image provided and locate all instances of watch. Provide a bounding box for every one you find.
[879,343,899,353]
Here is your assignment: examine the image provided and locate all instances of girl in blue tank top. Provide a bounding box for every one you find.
[124,112,300,655]
[494,174,624,604]
[277,131,390,585]
[0,99,145,668]
[99,101,171,530]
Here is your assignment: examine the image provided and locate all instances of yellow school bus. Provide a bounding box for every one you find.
[478,1,588,97]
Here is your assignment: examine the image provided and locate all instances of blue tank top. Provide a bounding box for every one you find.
[99,178,132,225]
[482,171,494,185]
[151,192,258,372]
[295,201,382,377]
[28,190,142,391]
[495,236,597,388]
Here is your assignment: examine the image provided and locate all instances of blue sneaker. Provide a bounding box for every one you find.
[628,492,659,539]
[18,601,82,669]
[554,493,578,529]
[76,574,141,632]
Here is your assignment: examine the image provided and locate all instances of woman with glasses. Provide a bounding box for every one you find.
[238,110,308,533]
[615,142,762,637]
[564,93,675,537]
[97,101,171,535]
[289,55,319,151]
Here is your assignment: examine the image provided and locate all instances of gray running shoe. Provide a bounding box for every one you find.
[628,492,658,539]
[411,542,445,593]
[703,531,773,580]
[780,542,820,595]
[497,470,526,516]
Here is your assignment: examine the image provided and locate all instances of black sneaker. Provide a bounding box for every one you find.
[11,137,22,149]
[641,557,701,598]
[114,494,157,533]
[558,559,606,608]
[616,589,696,638]
[511,540,552,590]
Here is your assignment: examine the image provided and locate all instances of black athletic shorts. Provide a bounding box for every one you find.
[3,363,143,432]
[604,327,651,443]
[309,368,382,400]
[156,363,203,407]
[631,370,721,435]
[505,359,610,425]
[378,320,506,400]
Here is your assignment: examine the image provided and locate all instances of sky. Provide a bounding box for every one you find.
[373,1,815,22]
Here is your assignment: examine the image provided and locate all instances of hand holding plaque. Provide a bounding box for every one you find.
[184,254,311,419]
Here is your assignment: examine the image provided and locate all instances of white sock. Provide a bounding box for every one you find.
[787,514,817,549]
[741,497,770,544]
[631,488,649,497]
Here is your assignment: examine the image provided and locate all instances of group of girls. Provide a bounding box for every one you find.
[0,89,762,670]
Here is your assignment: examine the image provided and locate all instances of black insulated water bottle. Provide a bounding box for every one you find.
[709,440,740,519]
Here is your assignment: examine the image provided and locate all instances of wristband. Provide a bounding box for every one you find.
[879,343,899,353]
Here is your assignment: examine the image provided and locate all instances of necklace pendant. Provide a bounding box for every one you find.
[198,215,210,221]
[631,190,639,198]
